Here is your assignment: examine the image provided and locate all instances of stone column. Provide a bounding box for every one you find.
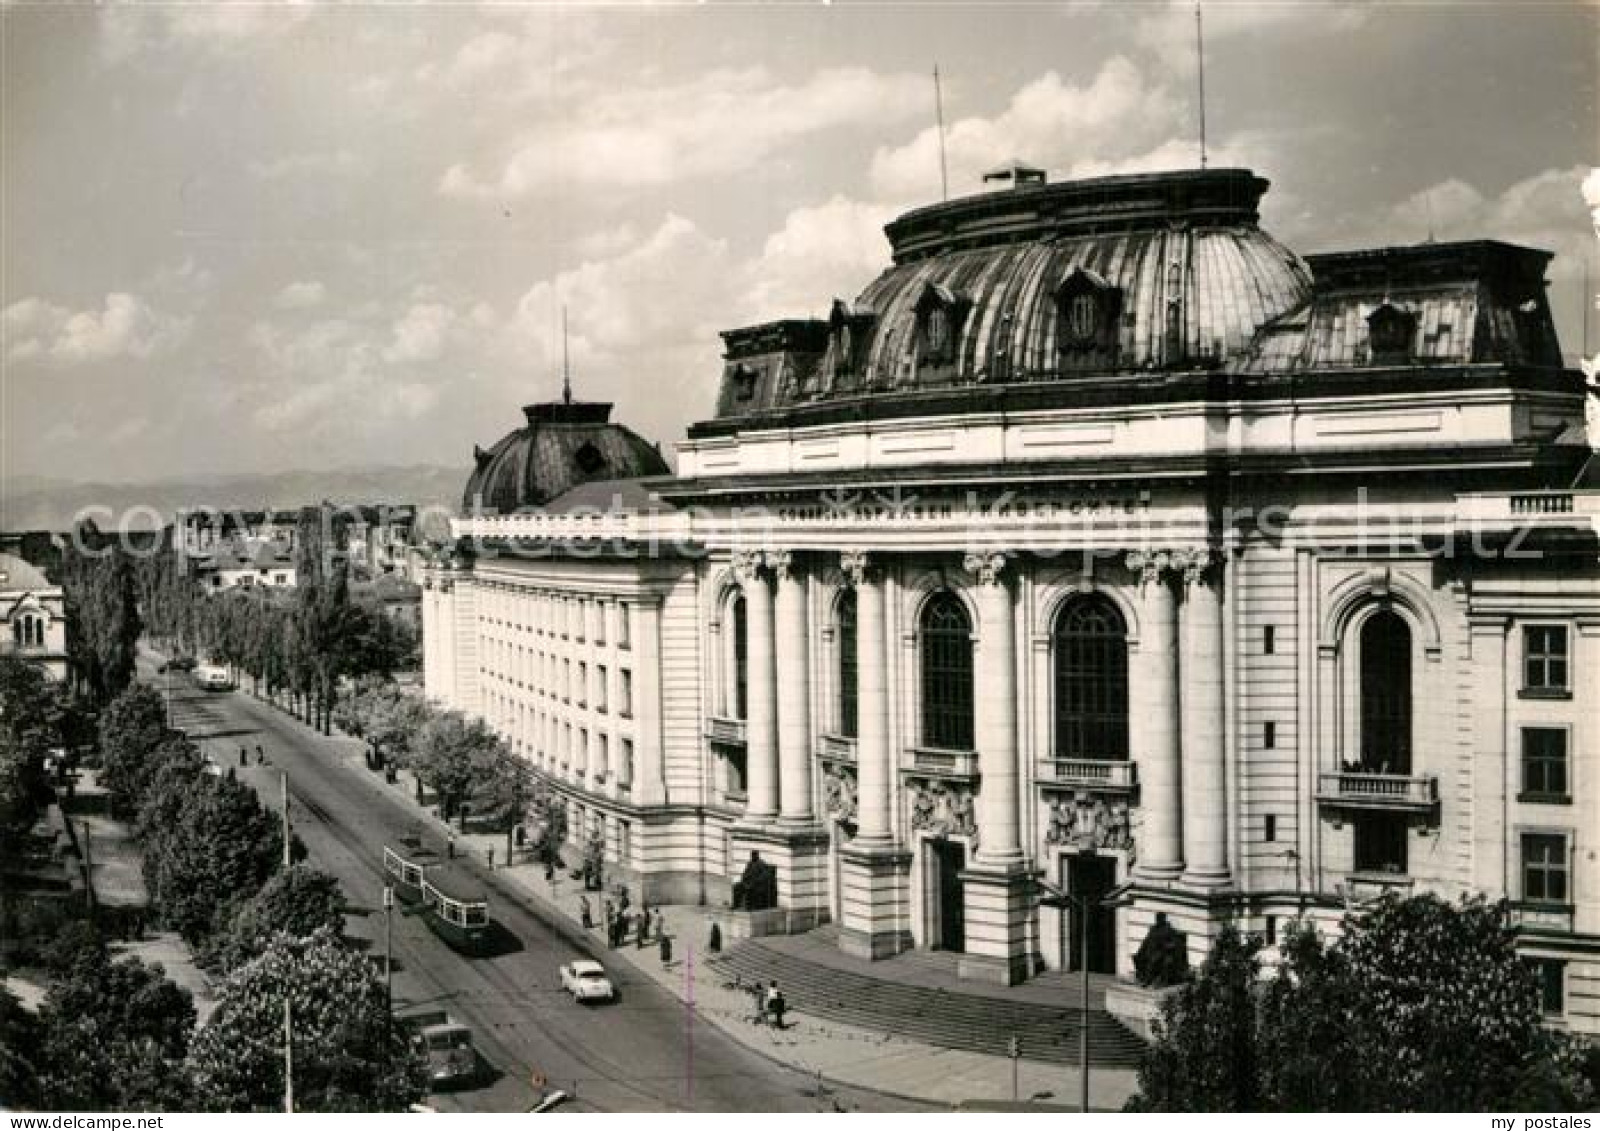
[734,550,779,823]
[835,549,911,959]
[1128,550,1182,879]
[965,551,1022,866]
[1179,549,1230,887]
[634,597,667,806]
[772,553,815,824]
[844,551,891,843]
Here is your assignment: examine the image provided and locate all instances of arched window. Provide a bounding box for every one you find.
[1359,609,1411,773]
[837,590,858,738]
[732,593,748,720]
[921,592,973,750]
[1053,595,1128,760]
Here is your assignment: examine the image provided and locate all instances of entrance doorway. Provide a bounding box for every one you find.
[1065,854,1117,974]
[928,840,966,952]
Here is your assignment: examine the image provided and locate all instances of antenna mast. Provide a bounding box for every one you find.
[934,64,950,201]
[1195,2,1208,169]
[561,305,572,405]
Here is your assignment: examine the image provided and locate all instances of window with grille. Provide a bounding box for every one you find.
[1052,595,1128,760]
[837,589,858,738]
[1521,728,1569,802]
[732,595,748,719]
[1523,625,1569,693]
[1523,833,1569,904]
[920,592,973,750]
[1353,812,1408,874]
[1359,609,1411,773]
[1527,958,1565,1016]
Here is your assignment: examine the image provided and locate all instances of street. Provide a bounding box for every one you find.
[145,657,915,1113]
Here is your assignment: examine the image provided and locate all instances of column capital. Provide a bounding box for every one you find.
[1125,548,1172,590]
[963,550,1010,587]
[840,549,872,587]
[1173,547,1218,588]
[732,549,769,584]
[765,548,798,582]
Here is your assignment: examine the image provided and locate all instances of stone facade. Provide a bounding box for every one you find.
[423,166,1600,1033]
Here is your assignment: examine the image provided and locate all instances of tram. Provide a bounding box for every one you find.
[383,837,491,954]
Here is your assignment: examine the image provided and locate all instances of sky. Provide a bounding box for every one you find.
[2,0,1596,486]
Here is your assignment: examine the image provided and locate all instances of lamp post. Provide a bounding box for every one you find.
[1035,873,1131,1114]
[383,883,394,1009]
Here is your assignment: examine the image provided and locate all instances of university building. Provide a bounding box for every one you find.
[423,165,1599,1033]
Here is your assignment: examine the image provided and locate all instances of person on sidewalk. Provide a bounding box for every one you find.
[579,895,593,929]
[635,910,648,949]
[256,744,265,765]
[239,745,248,767]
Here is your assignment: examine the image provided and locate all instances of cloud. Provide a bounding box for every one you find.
[248,150,362,182]
[273,280,327,310]
[1334,167,1594,277]
[746,195,896,320]
[385,302,459,365]
[3,292,191,364]
[440,66,927,197]
[1133,1,1374,74]
[868,59,1182,200]
[99,4,312,64]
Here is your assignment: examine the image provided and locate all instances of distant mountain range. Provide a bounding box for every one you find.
[1,465,469,533]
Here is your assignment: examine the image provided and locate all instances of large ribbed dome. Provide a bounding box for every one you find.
[706,168,1313,423]
[462,400,670,515]
[829,169,1309,394]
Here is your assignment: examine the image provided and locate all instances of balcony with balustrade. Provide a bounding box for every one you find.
[1035,757,1138,795]
[817,734,857,767]
[705,715,747,748]
[902,745,979,782]
[1316,768,1438,815]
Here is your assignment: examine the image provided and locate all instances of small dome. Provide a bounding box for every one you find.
[0,552,53,592]
[462,400,670,515]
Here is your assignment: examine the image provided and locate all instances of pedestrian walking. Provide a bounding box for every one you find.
[256,744,265,765]
[579,895,593,929]
[635,910,648,949]
[239,745,248,767]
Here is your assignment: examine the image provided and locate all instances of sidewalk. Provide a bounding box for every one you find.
[306,728,1139,1110]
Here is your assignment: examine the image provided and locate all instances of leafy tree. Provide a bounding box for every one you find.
[1129,925,1261,1112]
[97,683,172,814]
[61,525,142,705]
[142,772,286,945]
[36,952,196,1111]
[1129,895,1598,1112]
[0,981,41,1109]
[411,710,499,823]
[187,928,426,1112]
[0,656,65,949]
[205,866,346,973]
[1331,894,1592,1111]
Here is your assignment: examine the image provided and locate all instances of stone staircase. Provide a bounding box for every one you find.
[707,936,1149,1068]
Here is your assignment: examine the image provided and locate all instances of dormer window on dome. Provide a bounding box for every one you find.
[574,440,607,475]
[730,363,760,402]
[915,282,966,370]
[828,299,872,381]
[1054,267,1122,369]
[1367,301,1417,365]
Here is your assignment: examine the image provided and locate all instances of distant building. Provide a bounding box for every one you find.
[0,548,68,679]
[191,539,298,591]
[179,502,418,588]
[425,165,1599,1035]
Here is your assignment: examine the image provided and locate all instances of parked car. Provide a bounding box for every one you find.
[194,664,234,691]
[559,959,615,1003]
[399,1011,481,1089]
[168,655,198,672]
